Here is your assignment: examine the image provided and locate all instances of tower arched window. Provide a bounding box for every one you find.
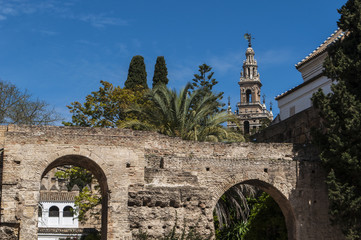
[246,89,252,103]
[63,206,74,217]
[49,206,59,217]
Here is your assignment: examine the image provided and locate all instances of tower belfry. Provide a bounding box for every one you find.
[228,34,273,134]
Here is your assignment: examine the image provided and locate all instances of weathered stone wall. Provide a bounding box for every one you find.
[253,107,321,144]
[0,125,343,240]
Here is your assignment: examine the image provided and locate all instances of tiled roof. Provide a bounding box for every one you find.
[275,29,345,100]
[40,192,77,202]
[275,73,322,100]
[295,29,344,69]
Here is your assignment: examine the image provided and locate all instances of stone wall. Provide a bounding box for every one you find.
[0,125,20,240]
[0,125,343,240]
[253,107,321,144]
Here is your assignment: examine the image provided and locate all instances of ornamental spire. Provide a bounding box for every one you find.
[240,33,259,82]
[244,33,253,47]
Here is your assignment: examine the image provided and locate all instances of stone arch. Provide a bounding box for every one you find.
[210,178,296,240]
[40,154,109,240]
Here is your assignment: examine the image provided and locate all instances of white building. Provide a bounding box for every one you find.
[38,189,82,240]
[37,167,85,240]
[275,29,344,121]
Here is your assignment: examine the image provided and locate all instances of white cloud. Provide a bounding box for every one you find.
[208,52,242,75]
[0,0,128,28]
[32,29,59,36]
[76,14,128,28]
[0,0,56,18]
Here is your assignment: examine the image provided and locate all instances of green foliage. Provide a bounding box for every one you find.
[215,221,248,240]
[63,80,149,128]
[312,82,361,238]
[81,231,101,240]
[214,184,255,230]
[323,0,361,100]
[190,64,218,94]
[75,186,101,223]
[125,55,148,90]
[55,167,93,191]
[55,167,101,223]
[0,80,61,125]
[152,56,169,88]
[215,192,286,240]
[122,83,243,142]
[190,64,224,108]
[242,193,287,240]
[311,1,361,239]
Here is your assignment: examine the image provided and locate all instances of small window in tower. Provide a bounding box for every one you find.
[246,89,252,103]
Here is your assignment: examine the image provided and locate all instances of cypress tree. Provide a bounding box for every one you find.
[312,1,361,239]
[124,55,148,90]
[152,56,169,88]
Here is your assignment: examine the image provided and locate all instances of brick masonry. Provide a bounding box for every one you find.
[0,125,343,239]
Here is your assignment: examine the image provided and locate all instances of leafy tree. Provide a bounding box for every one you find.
[55,167,93,191]
[123,83,243,142]
[75,185,101,223]
[311,0,361,239]
[55,167,101,223]
[215,191,286,240]
[152,56,169,88]
[190,64,223,104]
[63,80,149,128]
[242,193,287,240]
[0,80,61,125]
[125,55,148,90]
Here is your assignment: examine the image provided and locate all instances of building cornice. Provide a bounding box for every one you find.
[275,73,324,100]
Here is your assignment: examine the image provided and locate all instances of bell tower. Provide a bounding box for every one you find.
[239,36,262,110]
[228,33,273,134]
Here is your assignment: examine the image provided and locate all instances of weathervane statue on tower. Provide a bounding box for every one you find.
[244,33,253,47]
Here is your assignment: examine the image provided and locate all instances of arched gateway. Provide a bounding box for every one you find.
[0,125,343,239]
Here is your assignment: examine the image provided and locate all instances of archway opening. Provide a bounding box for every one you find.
[38,155,108,240]
[213,179,296,240]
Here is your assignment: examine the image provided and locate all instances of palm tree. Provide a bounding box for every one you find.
[122,83,244,142]
[214,184,256,229]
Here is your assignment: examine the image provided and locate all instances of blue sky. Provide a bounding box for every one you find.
[0,0,346,124]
